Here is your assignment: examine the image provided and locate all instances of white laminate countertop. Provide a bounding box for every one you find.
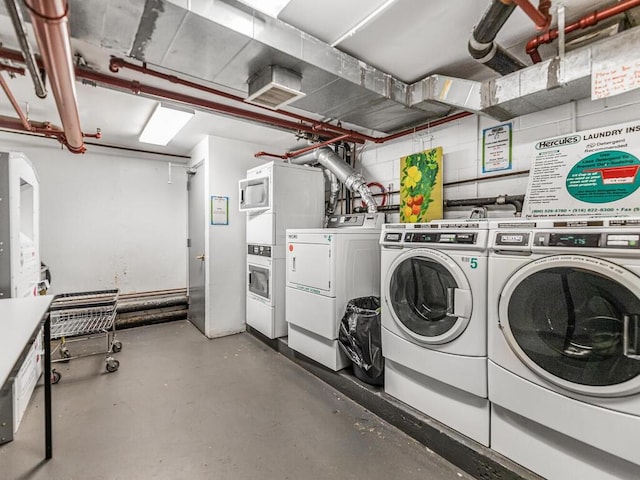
[0,296,53,386]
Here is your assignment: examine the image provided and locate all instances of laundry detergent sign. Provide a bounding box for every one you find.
[523,120,640,217]
[566,150,640,203]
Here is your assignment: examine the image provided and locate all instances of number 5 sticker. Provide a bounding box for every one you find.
[470,258,478,269]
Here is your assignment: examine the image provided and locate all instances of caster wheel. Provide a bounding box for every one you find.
[51,370,61,384]
[60,348,71,362]
[111,341,123,353]
[106,359,120,373]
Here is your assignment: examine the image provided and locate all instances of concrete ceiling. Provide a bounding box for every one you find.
[0,0,634,158]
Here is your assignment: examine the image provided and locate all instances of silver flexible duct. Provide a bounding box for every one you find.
[289,147,377,213]
[323,168,340,219]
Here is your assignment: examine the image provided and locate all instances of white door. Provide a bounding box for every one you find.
[239,176,270,211]
[385,248,473,344]
[287,242,332,293]
[188,164,206,334]
[499,255,640,397]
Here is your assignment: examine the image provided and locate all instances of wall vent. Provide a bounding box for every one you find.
[245,65,305,110]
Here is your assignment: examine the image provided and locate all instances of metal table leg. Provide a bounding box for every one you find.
[44,314,52,459]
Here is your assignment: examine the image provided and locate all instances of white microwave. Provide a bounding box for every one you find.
[239,175,270,212]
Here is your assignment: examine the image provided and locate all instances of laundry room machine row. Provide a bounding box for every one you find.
[286,213,384,370]
[380,220,490,446]
[487,217,640,480]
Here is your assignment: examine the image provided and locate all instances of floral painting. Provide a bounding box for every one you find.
[400,147,443,223]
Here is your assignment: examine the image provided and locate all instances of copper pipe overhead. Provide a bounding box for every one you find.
[527,0,640,63]
[512,0,552,30]
[0,72,33,131]
[25,0,86,153]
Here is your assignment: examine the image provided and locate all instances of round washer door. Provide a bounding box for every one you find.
[499,255,640,397]
[385,248,472,344]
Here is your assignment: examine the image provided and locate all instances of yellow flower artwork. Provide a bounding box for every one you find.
[399,147,443,223]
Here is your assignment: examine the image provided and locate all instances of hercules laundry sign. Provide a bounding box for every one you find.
[523,121,640,217]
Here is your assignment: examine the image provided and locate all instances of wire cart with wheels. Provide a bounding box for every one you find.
[49,289,122,384]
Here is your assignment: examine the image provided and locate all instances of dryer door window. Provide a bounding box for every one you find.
[500,255,640,396]
[248,264,270,300]
[387,249,472,344]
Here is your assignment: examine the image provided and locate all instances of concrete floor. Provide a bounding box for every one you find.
[0,320,473,480]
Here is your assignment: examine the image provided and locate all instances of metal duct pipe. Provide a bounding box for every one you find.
[289,147,378,213]
[444,194,525,213]
[323,168,340,220]
[25,0,85,153]
[469,0,526,75]
[4,0,46,98]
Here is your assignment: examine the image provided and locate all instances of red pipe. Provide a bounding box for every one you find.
[255,133,352,158]
[0,114,65,140]
[527,0,640,63]
[254,151,288,160]
[284,134,352,158]
[0,64,26,76]
[512,0,552,30]
[256,112,474,159]
[109,57,370,144]
[25,0,85,153]
[75,68,361,140]
[0,48,473,152]
[0,73,33,131]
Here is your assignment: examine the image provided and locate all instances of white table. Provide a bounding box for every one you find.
[0,295,53,458]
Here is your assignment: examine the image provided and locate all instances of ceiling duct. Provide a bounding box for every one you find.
[2,0,637,139]
[246,65,305,110]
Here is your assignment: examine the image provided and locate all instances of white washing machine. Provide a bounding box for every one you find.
[246,244,286,338]
[286,213,383,370]
[488,217,640,480]
[381,220,490,446]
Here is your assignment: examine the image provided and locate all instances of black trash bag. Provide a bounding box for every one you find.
[338,296,384,386]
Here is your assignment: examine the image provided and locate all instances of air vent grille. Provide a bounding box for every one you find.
[246,65,305,110]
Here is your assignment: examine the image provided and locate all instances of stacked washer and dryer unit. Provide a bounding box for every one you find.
[286,213,384,370]
[380,220,491,446]
[240,161,324,339]
[487,217,640,479]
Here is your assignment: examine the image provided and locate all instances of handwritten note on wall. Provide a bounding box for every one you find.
[592,59,640,100]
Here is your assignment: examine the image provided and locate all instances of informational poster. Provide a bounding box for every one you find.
[522,120,640,217]
[400,147,443,223]
[210,196,228,225]
[482,123,512,173]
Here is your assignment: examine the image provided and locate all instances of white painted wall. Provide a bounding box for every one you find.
[0,133,188,294]
[190,135,269,338]
[358,88,640,220]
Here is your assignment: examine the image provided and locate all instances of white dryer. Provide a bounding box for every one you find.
[240,161,324,339]
[381,220,490,446]
[488,217,640,480]
[286,213,383,371]
[239,161,324,245]
[246,244,286,339]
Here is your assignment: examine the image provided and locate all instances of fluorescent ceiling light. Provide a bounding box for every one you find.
[139,103,194,146]
[330,0,397,47]
[236,0,292,18]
